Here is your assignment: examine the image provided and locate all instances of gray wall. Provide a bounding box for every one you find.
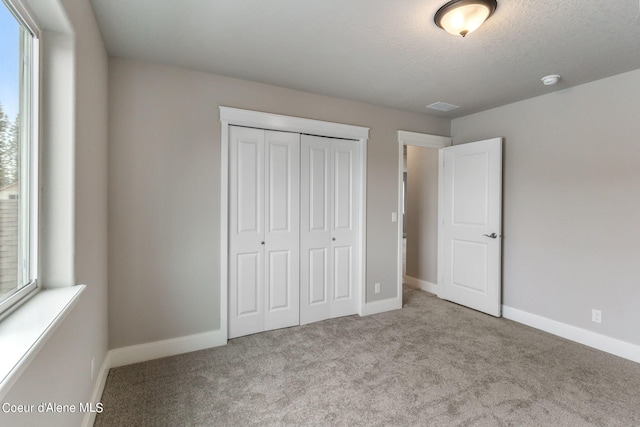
[405,146,439,284]
[451,68,640,346]
[3,0,109,425]
[108,57,450,349]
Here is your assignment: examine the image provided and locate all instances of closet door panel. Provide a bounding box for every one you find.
[309,248,328,304]
[331,140,360,317]
[334,149,353,230]
[229,126,265,338]
[267,250,291,309]
[300,135,332,324]
[309,146,330,231]
[237,253,261,315]
[235,131,263,239]
[333,246,352,300]
[264,131,300,330]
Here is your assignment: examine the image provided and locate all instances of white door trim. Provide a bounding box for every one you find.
[220,107,369,342]
[397,131,451,303]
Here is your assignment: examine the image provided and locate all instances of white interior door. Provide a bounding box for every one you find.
[300,135,360,324]
[229,126,300,338]
[438,138,502,317]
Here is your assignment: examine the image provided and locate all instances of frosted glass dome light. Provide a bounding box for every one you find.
[435,0,497,37]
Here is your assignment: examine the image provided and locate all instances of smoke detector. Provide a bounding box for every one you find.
[541,74,561,86]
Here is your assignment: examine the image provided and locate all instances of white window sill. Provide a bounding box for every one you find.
[0,285,86,401]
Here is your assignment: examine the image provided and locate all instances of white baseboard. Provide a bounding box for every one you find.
[82,352,111,427]
[503,306,640,364]
[404,275,438,294]
[362,297,402,316]
[109,329,227,368]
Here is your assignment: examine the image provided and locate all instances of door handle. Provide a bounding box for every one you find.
[483,233,497,239]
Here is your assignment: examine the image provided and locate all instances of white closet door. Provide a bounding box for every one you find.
[229,127,300,338]
[300,136,332,324]
[264,130,300,331]
[330,139,361,318]
[300,135,360,325]
[229,126,265,338]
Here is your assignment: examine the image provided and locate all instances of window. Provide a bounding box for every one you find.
[0,0,39,317]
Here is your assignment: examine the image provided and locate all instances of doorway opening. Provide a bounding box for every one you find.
[396,131,451,300]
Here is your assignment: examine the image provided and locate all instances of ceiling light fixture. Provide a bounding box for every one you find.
[434,0,497,37]
[541,74,561,86]
[426,102,460,112]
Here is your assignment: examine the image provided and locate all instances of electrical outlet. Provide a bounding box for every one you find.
[91,357,95,381]
[592,309,602,324]
[374,283,380,294]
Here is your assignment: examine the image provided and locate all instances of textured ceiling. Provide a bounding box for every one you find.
[90,0,640,118]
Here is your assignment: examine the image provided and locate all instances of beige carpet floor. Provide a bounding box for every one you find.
[95,288,640,426]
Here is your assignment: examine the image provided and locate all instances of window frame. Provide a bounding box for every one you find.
[0,0,40,318]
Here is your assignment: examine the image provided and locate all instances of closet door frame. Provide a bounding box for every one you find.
[220,107,369,342]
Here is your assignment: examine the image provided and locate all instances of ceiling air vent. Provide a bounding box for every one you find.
[426,102,460,112]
